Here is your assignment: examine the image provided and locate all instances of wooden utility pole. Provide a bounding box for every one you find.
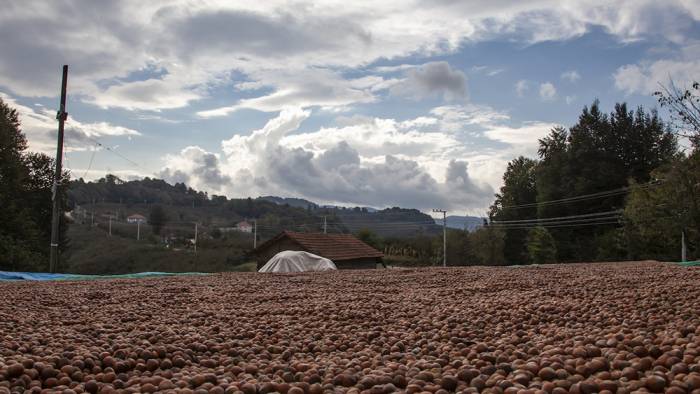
[49,65,68,273]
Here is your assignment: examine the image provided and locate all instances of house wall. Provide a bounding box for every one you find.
[335,258,383,270]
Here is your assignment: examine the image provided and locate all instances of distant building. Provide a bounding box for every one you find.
[235,220,253,233]
[252,231,384,270]
[127,214,147,224]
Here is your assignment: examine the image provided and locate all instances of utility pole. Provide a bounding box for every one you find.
[49,65,68,273]
[253,220,257,249]
[137,221,140,241]
[194,223,198,254]
[323,216,327,234]
[433,209,447,267]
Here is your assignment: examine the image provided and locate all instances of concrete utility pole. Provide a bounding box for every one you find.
[433,209,447,267]
[49,65,68,273]
[323,216,327,234]
[137,221,141,241]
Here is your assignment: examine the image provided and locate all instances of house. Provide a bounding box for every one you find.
[252,231,384,270]
[127,214,147,224]
[235,220,253,233]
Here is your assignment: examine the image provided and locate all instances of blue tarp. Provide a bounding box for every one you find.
[0,271,207,281]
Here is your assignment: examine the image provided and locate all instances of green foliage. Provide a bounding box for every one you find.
[526,226,557,264]
[0,98,69,271]
[489,156,538,264]
[623,152,699,261]
[535,101,676,262]
[356,228,383,250]
[469,226,506,265]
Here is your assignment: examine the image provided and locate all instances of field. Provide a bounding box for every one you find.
[0,261,699,393]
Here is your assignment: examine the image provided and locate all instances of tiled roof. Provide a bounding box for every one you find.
[256,231,383,261]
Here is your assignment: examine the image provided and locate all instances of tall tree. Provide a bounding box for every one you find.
[0,98,69,271]
[533,101,676,262]
[489,156,538,264]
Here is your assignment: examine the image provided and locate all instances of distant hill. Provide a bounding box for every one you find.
[434,215,485,231]
[258,196,318,209]
[68,175,442,239]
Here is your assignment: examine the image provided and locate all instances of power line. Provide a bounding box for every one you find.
[497,181,661,210]
[490,216,622,229]
[491,210,622,224]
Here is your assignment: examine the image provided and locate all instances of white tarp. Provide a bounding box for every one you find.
[259,250,337,273]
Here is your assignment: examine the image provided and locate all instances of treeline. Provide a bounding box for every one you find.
[488,94,698,263]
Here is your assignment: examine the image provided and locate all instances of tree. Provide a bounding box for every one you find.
[0,98,70,271]
[356,228,383,250]
[532,101,676,262]
[489,156,538,264]
[468,226,505,265]
[655,80,700,147]
[446,229,471,266]
[623,153,699,261]
[148,205,169,235]
[526,226,557,264]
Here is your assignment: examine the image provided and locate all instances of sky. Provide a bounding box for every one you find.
[2,1,699,216]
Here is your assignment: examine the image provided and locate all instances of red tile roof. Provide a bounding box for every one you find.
[255,231,383,261]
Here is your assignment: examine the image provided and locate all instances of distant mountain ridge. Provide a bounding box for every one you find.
[435,215,485,231]
[257,196,318,209]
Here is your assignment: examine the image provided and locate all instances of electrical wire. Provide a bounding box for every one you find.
[496,181,661,210]
[491,210,622,224]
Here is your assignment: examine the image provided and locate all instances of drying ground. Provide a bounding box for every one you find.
[0,261,699,393]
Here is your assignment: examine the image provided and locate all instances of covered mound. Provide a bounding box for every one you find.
[258,250,337,273]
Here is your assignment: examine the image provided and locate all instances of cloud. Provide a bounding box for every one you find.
[0,91,140,153]
[539,82,557,101]
[162,103,561,213]
[1,1,699,112]
[198,70,382,117]
[160,146,231,192]
[565,95,577,105]
[90,78,201,111]
[211,107,496,211]
[390,62,467,101]
[561,70,581,82]
[613,42,700,95]
[515,80,529,97]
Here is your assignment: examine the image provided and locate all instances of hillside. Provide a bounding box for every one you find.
[62,176,446,273]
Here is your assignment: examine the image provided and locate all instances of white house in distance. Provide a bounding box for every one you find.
[127,214,147,224]
[235,220,253,233]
